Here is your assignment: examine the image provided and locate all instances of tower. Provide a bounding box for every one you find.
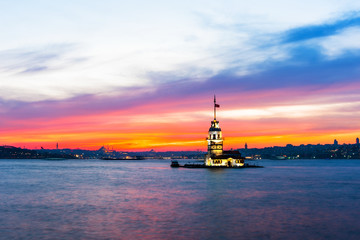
[245,142,248,150]
[207,95,223,156]
[204,96,244,167]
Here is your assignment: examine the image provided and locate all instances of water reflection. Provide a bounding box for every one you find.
[0,159,360,239]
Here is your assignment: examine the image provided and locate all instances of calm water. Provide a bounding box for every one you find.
[1,159,360,240]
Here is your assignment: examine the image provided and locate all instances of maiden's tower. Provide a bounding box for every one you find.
[205,96,245,167]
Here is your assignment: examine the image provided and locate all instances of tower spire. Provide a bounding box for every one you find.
[213,95,220,120]
[214,95,216,120]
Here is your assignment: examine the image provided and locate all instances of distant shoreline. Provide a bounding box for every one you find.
[2,142,360,160]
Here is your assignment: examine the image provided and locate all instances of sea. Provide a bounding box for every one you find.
[0,159,359,240]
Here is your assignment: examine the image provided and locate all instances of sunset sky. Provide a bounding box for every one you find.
[2,1,360,151]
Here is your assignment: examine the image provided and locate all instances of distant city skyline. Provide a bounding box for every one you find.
[1,1,360,150]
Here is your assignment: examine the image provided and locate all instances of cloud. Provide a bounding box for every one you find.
[281,14,360,43]
[21,66,48,74]
[3,50,360,124]
[318,26,360,57]
[1,4,360,105]
[3,11,360,124]
[1,6,360,114]
[147,48,360,100]
[0,44,77,74]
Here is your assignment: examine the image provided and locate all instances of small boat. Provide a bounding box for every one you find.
[170,160,180,167]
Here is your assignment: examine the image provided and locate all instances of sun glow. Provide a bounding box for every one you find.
[3,96,360,151]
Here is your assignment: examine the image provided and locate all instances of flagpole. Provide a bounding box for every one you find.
[214,95,216,120]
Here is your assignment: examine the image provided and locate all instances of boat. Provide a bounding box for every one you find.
[170,160,180,167]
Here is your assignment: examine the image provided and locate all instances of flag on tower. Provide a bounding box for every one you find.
[215,103,220,108]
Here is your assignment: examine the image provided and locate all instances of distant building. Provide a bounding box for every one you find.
[357,138,359,145]
[245,143,248,150]
[205,96,244,167]
[334,139,338,146]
